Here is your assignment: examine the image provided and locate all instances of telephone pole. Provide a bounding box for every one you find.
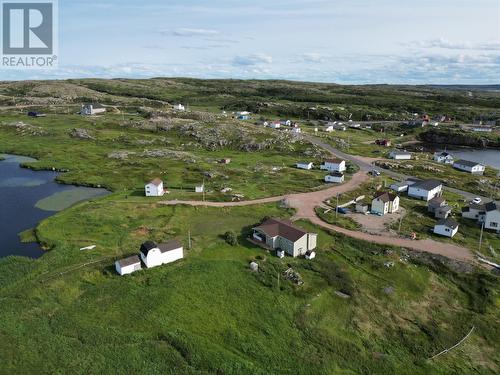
[188,230,192,250]
[478,222,484,252]
[336,193,339,218]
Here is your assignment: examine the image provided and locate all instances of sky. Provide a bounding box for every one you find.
[1,0,500,84]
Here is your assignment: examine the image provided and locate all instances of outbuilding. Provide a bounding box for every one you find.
[325,172,345,183]
[296,162,313,170]
[115,255,142,276]
[433,219,459,238]
[408,179,443,201]
[140,240,183,269]
[389,150,412,160]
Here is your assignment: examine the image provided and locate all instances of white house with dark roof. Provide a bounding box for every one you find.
[428,197,446,213]
[140,240,183,268]
[115,255,142,276]
[484,202,500,232]
[462,203,486,221]
[408,179,443,201]
[252,218,317,258]
[320,158,346,173]
[433,152,454,164]
[453,160,486,175]
[80,103,106,116]
[371,192,399,215]
[145,178,164,197]
[434,219,459,238]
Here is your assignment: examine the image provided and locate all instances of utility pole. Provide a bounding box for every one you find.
[188,230,192,250]
[398,215,403,233]
[478,222,484,252]
[277,271,280,291]
[336,193,339,218]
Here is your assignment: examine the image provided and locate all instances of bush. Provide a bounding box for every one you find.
[223,231,238,246]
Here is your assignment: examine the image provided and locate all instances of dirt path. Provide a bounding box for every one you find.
[160,169,474,263]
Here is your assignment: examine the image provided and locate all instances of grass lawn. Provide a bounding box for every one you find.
[0,113,329,200]
[0,196,498,374]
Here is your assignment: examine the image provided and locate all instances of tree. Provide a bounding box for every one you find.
[223,231,238,246]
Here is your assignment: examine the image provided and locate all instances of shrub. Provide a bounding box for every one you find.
[223,231,238,246]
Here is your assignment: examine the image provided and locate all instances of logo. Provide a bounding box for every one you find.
[1,0,58,68]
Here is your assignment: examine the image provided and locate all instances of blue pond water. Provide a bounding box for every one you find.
[0,155,108,258]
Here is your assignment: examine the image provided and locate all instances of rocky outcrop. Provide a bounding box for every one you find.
[418,129,500,149]
[70,128,95,140]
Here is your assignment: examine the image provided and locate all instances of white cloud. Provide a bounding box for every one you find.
[168,28,220,37]
[297,53,327,63]
[233,53,273,66]
[410,38,500,51]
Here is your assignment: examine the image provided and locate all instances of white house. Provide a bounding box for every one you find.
[173,104,185,111]
[325,172,345,183]
[324,125,334,132]
[461,203,486,221]
[320,158,346,173]
[80,103,106,116]
[253,218,317,258]
[296,162,313,170]
[371,192,399,215]
[484,202,500,232]
[280,120,292,127]
[453,160,486,175]
[140,240,184,269]
[389,150,412,160]
[408,179,443,201]
[195,184,204,193]
[292,127,302,134]
[434,152,454,164]
[115,255,142,276]
[434,219,459,238]
[269,121,281,129]
[145,178,165,197]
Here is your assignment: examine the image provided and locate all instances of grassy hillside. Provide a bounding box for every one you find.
[0,197,498,374]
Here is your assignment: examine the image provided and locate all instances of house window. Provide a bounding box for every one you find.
[445,228,450,232]
[490,222,498,228]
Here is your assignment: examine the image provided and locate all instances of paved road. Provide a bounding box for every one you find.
[304,134,490,201]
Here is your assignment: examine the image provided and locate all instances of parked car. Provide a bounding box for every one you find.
[370,170,381,177]
[472,197,482,204]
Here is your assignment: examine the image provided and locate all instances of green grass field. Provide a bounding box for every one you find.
[0,196,498,374]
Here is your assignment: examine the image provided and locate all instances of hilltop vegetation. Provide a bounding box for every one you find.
[1,78,499,122]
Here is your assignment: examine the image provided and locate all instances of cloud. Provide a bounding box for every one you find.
[233,53,273,66]
[167,28,220,37]
[409,38,500,51]
[297,53,327,63]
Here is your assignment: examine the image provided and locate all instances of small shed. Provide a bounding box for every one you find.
[195,184,205,193]
[296,162,313,170]
[428,197,446,213]
[356,203,369,214]
[277,249,285,259]
[115,255,142,276]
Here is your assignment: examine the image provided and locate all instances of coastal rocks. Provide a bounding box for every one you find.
[70,128,95,140]
[419,129,499,149]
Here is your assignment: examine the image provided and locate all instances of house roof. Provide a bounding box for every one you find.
[411,179,442,191]
[437,205,452,213]
[391,182,409,188]
[436,152,452,157]
[455,159,483,168]
[391,150,411,156]
[117,255,141,268]
[328,172,344,177]
[324,158,344,164]
[436,218,459,229]
[297,161,312,165]
[149,178,163,186]
[428,196,446,207]
[254,218,309,242]
[158,239,182,253]
[373,191,398,203]
[469,203,486,211]
[140,241,158,256]
[485,201,499,212]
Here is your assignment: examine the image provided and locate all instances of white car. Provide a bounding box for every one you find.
[472,197,482,204]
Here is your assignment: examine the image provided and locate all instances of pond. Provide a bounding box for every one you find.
[0,154,109,258]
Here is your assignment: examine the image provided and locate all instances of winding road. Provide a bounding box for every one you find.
[161,135,477,263]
